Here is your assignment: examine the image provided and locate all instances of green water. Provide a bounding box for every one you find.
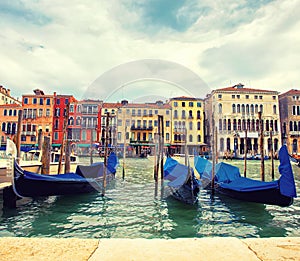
[0,157,299,239]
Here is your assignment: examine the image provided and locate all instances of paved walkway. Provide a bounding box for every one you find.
[0,237,299,261]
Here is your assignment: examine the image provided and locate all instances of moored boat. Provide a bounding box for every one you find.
[163,156,200,205]
[194,145,297,207]
[12,152,118,198]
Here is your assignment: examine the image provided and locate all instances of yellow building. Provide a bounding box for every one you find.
[169,97,205,155]
[205,84,281,158]
[115,100,172,156]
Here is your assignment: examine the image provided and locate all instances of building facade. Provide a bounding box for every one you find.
[0,85,21,105]
[0,103,22,146]
[169,97,205,155]
[205,84,281,158]
[52,94,77,147]
[21,89,55,148]
[279,89,300,154]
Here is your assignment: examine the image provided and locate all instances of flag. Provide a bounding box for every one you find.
[6,139,17,158]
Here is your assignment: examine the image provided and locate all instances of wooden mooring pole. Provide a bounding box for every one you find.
[16,110,22,164]
[41,136,51,174]
[244,127,248,177]
[258,111,265,181]
[102,112,110,196]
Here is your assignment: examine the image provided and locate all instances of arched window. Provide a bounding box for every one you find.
[2,122,6,131]
[256,120,260,131]
[76,117,81,125]
[12,123,16,134]
[292,139,297,153]
[290,121,293,131]
[246,104,249,114]
[266,120,269,131]
[242,119,246,130]
[273,105,277,114]
[237,104,240,113]
[3,109,7,116]
[223,119,226,130]
[226,138,231,151]
[197,135,201,142]
[197,121,201,130]
[174,110,178,118]
[233,119,237,130]
[219,119,222,131]
[9,110,12,116]
[250,104,254,114]
[255,104,258,113]
[189,122,193,130]
[220,138,224,152]
[232,104,236,113]
[189,135,193,142]
[294,121,298,131]
[68,117,74,125]
[241,104,245,114]
[182,110,186,119]
[238,119,241,130]
[13,110,17,116]
[251,119,255,131]
[197,110,201,119]
[189,110,193,119]
[218,104,222,114]
[260,104,263,113]
[227,119,231,130]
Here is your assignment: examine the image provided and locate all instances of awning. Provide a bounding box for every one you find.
[52,144,61,147]
[77,144,91,148]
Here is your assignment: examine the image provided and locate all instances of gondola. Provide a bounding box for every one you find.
[12,152,118,198]
[194,145,297,207]
[163,156,200,205]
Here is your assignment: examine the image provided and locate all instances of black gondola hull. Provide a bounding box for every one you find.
[216,187,293,207]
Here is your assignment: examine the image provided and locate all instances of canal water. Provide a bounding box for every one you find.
[0,157,299,239]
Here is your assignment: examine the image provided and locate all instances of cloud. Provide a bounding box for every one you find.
[0,0,299,100]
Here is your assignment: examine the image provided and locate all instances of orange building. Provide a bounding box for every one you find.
[21,89,55,148]
[0,103,22,146]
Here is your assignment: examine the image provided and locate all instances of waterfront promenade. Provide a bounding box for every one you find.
[0,237,299,260]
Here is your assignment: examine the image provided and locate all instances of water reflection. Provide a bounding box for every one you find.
[0,157,299,238]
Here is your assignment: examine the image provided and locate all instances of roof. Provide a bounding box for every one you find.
[279,89,300,97]
[170,96,203,101]
[214,84,279,94]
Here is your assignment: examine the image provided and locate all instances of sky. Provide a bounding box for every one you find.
[0,0,299,102]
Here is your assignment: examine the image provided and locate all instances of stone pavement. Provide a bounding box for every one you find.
[0,237,299,261]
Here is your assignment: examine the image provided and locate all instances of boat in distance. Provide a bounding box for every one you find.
[12,152,118,198]
[194,145,297,207]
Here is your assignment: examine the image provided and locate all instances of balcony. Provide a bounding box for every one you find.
[131,126,153,131]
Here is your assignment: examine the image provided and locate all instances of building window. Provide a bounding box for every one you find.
[189,135,193,142]
[65,98,69,105]
[197,102,201,107]
[166,121,170,127]
[218,104,222,114]
[33,98,37,104]
[182,110,186,119]
[237,95,240,99]
[254,95,258,99]
[46,98,51,105]
[46,109,50,117]
[174,110,178,118]
[57,99,60,105]
[197,121,201,130]
[137,109,141,116]
[245,95,249,99]
[197,135,201,142]
[189,110,193,119]
[24,98,28,104]
[117,132,122,141]
[273,96,276,100]
[219,119,222,131]
[54,132,59,140]
[189,102,193,107]
[232,104,236,113]
[259,96,263,99]
[273,105,277,114]
[166,133,169,141]
[174,102,178,107]
[237,104,240,113]
[218,94,222,99]
[3,109,7,116]
[40,98,43,105]
[155,110,158,114]
[189,122,193,130]
[38,109,43,117]
[232,95,235,99]
[31,136,36,142]
[182,102,185,107]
